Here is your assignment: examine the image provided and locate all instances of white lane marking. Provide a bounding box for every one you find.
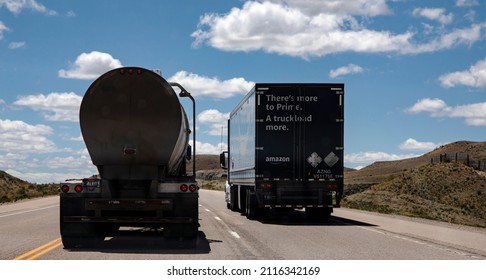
[215,216,222,221]
[205,208,211,212]
[229,230,241,239]
[0,204,58,218]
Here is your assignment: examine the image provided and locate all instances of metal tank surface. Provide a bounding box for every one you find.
[80,67,190,180]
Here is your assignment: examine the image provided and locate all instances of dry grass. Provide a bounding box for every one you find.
[0,171,58,203]
[343,162,486,227]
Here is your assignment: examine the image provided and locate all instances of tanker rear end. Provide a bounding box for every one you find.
[60,67,198,248]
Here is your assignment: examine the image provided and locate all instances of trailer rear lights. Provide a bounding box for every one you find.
[61,185,69,193]
[260,183,272,189]
[74,185,83,193]
[180,184,188,192]
[189,184,197,192]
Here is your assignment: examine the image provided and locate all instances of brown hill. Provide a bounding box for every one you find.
[344,162,486,227]
[345,141,486,185]
[0,170,58,203]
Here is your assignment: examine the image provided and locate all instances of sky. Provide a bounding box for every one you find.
[0,0,485,183]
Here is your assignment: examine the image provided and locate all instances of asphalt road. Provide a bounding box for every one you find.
[1,190,485,260]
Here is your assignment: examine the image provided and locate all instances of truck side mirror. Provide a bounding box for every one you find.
[220,151,228,169]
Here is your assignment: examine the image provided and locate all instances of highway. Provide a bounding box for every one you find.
[1,190,485,260]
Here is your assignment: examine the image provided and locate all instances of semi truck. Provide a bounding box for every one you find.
[59,67,198,248]
[221,83,344,220]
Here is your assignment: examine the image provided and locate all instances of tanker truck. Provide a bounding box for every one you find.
[59,67,198,248]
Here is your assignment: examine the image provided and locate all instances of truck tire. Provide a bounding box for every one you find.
[230,185,239,211]
[245,189,258,220]
[61,235,103,249]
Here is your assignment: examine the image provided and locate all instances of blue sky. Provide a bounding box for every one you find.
[0,0,485,183]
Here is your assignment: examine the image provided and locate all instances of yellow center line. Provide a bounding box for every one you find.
[14,237,62,260]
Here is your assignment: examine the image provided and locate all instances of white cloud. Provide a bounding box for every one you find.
[13,92,82,122]
[190,140,227,155]
[192,1,486,59]
[8,41,26,49]
[405,98,448,115]
[5,169,95,184]
[399,138,442,151]
[405,98,486,126]
[345,151,417,164]
[0,119,56,154]
[270,0,391,16]
[412,8,453,25]
[455,0,479,7]
[438,57,486,88]
[168,71,253,99]
[0,0,57,16]
[329,64,363,78]
[0,21,9,40]
[58,51,123,80]
[197,109,229,136]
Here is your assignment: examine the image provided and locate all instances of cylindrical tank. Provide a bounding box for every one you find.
[80,67,190,180]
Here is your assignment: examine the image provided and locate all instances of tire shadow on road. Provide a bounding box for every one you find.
[63,229,212,255]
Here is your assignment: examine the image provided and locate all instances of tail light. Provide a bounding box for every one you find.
[74,185,83,193]
[260,182,272,189]
[189,184,197,192]
[61,185,69,193]
[180,184,188,192]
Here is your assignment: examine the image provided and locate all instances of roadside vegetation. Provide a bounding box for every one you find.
[0,171,58,204]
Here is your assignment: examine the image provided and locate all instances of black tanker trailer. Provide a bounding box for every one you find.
[59,67,198,248]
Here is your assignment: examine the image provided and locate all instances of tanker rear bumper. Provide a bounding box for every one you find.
[63,198,194,224]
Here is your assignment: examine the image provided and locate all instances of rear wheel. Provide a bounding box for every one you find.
[245,189,258,220]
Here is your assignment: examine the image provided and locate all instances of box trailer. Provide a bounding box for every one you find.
[221,83,344,220]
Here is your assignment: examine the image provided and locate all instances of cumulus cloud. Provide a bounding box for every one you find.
[58,51,123,80]
[0,0,57,15]
[192,1,486,59]
[270,0,391,16]
[0,21,9,40]
[168,71,254,99]
[405,98,486,126]
[438,57,486,88]
[405,98,448,115]
[412,8,453,25]
[197,109,229,136]
[0,119,56,154]
[13,92,82,122]
[399,138,442,151]
[345,151,417,164]
[329,64,363,78]
[190,140,227,155]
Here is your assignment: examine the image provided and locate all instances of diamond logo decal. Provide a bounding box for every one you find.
[324,152,339,168]
[307,152,322,168]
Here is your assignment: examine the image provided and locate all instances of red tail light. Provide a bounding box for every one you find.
[74,185,83,193]
[260,182,271,189]
[189,184,197,192]
[61,185,69,193]
[180,184,188,192]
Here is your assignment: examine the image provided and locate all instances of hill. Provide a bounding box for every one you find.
[343,162,486,227]
[343,141,486,228]
[345,141,486,185]
[0,170,58,203]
